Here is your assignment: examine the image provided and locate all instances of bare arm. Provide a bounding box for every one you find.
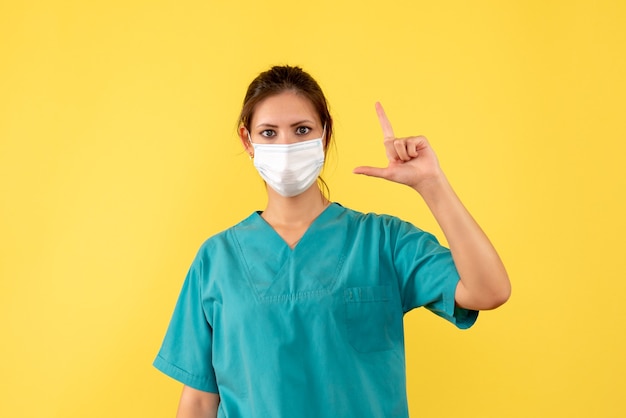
[415,174,511,310]
[176,386,219,418]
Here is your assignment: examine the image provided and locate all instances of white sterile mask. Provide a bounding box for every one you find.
[249,129,325,197]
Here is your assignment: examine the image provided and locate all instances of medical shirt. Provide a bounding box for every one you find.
[154,203,478,417]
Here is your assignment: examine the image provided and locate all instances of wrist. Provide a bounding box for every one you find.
[411,172,451,199]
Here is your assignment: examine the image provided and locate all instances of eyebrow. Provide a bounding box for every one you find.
[255,120,315,128]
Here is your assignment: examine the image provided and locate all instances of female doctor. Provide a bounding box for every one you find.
[154,65,511,418]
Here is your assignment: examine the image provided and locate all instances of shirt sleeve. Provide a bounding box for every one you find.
[153,256,218,392]
[390,218,478,329]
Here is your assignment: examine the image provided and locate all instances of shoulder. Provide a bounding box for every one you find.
[192,212,261,263]
[335,204,443,259]
[336,203,422,234]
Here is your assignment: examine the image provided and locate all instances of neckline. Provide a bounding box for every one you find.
[233,202,347,300]
[253,202,340,251]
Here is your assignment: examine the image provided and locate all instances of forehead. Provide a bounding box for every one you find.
[251,91,320,127]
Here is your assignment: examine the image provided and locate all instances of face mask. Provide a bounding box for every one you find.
[249,131,325,197]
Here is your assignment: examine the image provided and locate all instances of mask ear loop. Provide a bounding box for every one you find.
[246,130,254,160]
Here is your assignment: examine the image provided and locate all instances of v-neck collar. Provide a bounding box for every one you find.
[255,202,337,251]
[232,203,348,301]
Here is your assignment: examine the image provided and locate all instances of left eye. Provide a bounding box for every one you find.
[296,126,311,135]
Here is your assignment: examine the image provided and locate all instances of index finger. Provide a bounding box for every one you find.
[375,102,395,140]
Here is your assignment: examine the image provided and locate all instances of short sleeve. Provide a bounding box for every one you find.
[153,259,218,392]
[391,219,478,329]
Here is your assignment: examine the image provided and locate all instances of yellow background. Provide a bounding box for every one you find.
[1,0,625,416]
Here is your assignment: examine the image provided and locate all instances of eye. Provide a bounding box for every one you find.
[296,126,311,135]
[260,129,276,138]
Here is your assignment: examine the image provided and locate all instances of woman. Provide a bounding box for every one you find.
[154,65,511,418]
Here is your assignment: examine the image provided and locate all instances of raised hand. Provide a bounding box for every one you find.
[353,102,443,193]
[354,103,510,310]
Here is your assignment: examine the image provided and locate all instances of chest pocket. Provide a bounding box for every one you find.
[344,285,396,353]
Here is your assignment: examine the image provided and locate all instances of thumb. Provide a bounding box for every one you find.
[353,165,389,179]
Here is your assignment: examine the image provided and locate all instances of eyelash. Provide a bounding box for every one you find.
[260,126,312,138]
[296,126,311,135]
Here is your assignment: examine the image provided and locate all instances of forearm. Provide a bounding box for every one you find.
[176,386,219,418]
[415,174,511,310]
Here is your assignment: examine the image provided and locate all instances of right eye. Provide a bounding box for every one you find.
[260,129,276,138]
